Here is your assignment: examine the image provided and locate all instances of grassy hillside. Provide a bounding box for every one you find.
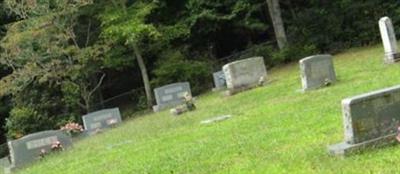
[12,45,400,173]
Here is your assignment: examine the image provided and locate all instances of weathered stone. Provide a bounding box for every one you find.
[328,85,400,155]
[201,115,232,124]
[299,55,336,91]
[379,16,400,63]
[222,57,267,95]
[212,71,226,91]
[153,82,192,112]
[82,108,122,133]
[6,130,72,171]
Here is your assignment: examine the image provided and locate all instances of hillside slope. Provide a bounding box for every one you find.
[15,45,400,174]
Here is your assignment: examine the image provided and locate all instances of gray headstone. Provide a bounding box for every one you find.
[0,157,10,168]
[379,16,400,63]
[7,130,72,170]
[153,82,192,112]
[82,108,122,132]
[222,57,267,95]
[299,55,336,91]
[328,85,400,155]
[212,71,226,91]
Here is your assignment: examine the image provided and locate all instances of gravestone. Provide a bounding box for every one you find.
[212,71,226,91]
[0,157,10,168]
[379,16,400,63]
[153,82,192,112]
[299,55,336,91]
[328,85,400,155]
[6,130,72,171]
[222,57,267,95]
[82,108,122,132]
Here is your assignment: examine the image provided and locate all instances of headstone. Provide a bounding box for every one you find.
[223,57,267,95]
[379,16,400,63]
[212,71,226,91]
[328,85,400,155]
[153,82,192,112]
[82,108,122,132]
[299,55,336,91]
[6,130,72,171]
[0,157,10,168]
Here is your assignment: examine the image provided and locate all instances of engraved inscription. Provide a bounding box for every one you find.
[164,86,183,94]
[93,113,113,122]
[90,122,102,129]
[161,95,173,102]
[26,136,58,150]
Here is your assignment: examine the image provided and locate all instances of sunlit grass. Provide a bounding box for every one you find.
[12,44,400,174]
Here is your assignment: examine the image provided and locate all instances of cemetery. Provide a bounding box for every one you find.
[1,1,400,174]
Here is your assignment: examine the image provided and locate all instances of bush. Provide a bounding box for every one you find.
[151,50,212,95]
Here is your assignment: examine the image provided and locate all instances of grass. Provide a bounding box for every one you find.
[11,44,400,173]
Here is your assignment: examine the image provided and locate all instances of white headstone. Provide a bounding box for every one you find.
[379,16,400,63]
[222,57,267,95]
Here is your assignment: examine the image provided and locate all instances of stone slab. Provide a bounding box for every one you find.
[7,130,72,170]
[299,55,336,91]
[201,115,232,124]
[212,71,226,91]
[379,16,400,63]
[222,57,267,95]
[82,108,122,132]
[153,82,191,112]
[329,85,400,155]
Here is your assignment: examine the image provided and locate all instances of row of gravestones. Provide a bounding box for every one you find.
[2,15,399,172]
[2,108,123,173]
[206,16,400,156]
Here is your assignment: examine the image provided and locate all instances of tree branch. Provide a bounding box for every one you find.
[85,19,92,47]
[88,73,106,98]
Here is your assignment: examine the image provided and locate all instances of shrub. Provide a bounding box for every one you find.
[151,50,212,95]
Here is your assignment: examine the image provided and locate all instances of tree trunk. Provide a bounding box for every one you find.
[266,0,288,49]
[132,43,153,108]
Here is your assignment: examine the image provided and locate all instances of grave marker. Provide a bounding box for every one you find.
[299,55,336,91]
[212,71,226,91]
[153,82,191,112]
[6,130,72,171]
[222,57,267,95]
[328,85,400,155]
[379,16,400,63]
[82,108,122,132]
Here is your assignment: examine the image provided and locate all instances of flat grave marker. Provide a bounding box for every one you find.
[299,55,336,91]
[212,71,226,91]
[222,57,267,95]
[6,130,72,171]
[329,85,400,155]
[82,108,122,132]
[153,82,192,112]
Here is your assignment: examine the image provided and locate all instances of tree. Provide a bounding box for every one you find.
[100,0,159,108]
[0,0,107,138]
[266,0,287,49]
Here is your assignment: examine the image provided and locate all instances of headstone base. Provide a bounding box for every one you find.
[224,84,261,96]
[384,52,400,64]
[153,104,175,112]
[328,133,397,156]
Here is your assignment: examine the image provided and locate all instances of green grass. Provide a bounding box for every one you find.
[12,45,400,173]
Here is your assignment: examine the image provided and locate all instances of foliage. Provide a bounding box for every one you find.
[283,0,400,53]
[151,50,212,95]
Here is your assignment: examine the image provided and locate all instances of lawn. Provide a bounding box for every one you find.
[12,45,400,173]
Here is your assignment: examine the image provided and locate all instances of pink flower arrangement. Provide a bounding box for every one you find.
[61,122,84,136]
